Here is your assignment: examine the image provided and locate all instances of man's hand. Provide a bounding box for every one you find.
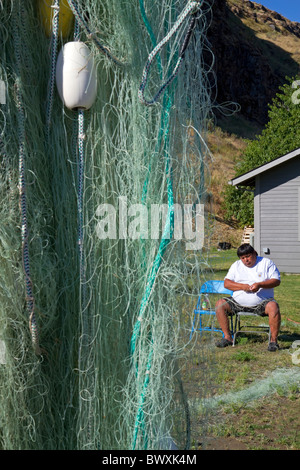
[248,283,260,293]
[224,279,254,292]
[243,283,260,293]
[242,284,253,292]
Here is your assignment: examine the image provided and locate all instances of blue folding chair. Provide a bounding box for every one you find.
[190,280,233,340]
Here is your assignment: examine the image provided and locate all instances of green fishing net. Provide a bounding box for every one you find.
[0,0,215,449]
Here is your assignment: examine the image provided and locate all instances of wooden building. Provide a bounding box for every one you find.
[229,148,300,273]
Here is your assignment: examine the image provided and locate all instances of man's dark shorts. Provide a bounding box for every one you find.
[223,297,278,317]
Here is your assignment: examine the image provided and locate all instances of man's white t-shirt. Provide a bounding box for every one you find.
[225,256,280,307]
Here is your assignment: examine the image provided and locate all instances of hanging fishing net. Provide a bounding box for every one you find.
[0,0,216,450]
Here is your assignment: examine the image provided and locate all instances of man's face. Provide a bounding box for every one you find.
[239,252,257,267]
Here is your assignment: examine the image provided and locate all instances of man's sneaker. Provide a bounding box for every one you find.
[216,338,233,348]
[268,342,280,352]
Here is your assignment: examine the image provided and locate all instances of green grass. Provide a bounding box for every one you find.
[276,273,300,322]
[208,248,238,277]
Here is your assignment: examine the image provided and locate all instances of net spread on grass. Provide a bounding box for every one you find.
[0,0,217,449]
[199,367,300,410]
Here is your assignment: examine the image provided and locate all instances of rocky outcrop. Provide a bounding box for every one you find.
[206,0,300,129]
[232,0,300,37]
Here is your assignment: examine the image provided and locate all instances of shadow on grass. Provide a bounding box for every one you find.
[278,331,300,345]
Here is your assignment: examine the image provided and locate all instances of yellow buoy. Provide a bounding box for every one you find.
[38,0,74,38]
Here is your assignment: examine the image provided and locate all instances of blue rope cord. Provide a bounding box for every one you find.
[77,107,93,447]
[77,127,84,244]
[138,0,202,106]
[77,109,88,326]
[72,9,97,444]
[46,0,60,141]
[66,0,124,66]
[14,3,40,354]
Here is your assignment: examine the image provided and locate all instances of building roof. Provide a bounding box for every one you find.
[228,147,300,188]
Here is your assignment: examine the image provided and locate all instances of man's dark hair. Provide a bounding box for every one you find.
[237,243,257,258]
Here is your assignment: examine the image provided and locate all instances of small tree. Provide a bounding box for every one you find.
[223,76,300,226]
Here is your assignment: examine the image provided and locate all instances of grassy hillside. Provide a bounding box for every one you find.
[206,127,246,247]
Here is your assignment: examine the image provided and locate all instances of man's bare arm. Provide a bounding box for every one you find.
[224,278,280,293]
[224,279,252,292]
[249,279,280,292]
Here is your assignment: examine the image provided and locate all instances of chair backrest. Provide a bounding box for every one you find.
[200,280,233,295]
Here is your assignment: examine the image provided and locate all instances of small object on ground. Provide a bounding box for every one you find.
[218,242,231,251]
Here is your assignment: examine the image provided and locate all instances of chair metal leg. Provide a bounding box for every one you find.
[232,313,239,346]
[232,312,271,346]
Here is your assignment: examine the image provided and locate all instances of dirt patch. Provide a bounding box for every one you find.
[205,436,248,450]
[203,394,300,450]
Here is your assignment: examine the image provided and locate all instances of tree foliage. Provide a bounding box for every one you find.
[223,76,300,226]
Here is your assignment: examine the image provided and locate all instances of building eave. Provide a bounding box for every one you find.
[228,147,300,188]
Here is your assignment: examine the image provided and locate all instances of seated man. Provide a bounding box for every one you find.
[215,243,281,351]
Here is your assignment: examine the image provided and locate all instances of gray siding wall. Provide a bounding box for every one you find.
[255,155,300,273]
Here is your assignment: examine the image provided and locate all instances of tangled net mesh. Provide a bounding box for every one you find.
[0,0,217,450]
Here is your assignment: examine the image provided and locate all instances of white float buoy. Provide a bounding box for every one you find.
[56,41,97,110]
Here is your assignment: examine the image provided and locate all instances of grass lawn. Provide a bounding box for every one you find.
[180,249,300,451]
